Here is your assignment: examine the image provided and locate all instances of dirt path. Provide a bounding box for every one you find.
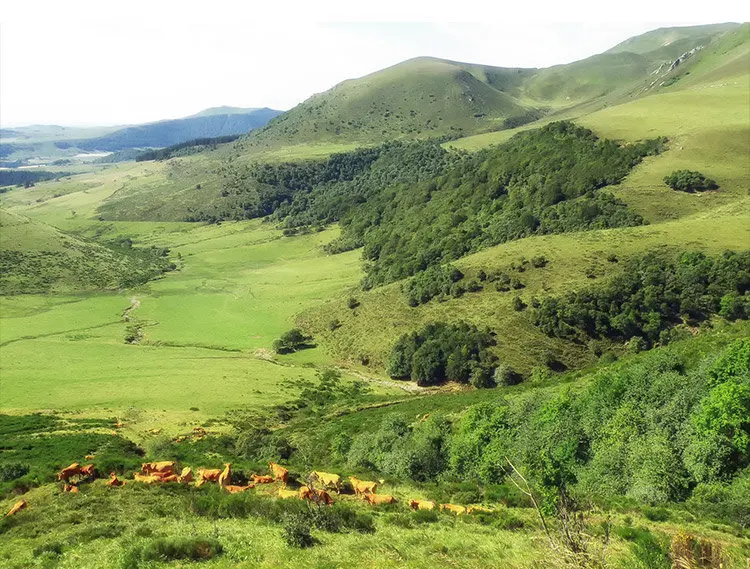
[122,297,141,321]
[343,368,425,393]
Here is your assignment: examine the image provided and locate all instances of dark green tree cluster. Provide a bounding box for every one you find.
[387,322,497,387]
[352,122,662,288]
[533,250,750,347]
[403,264,464,306]
[0,170,70,188]
[663,170,718,192]
[273,328,313,354]
[136,135,241,161]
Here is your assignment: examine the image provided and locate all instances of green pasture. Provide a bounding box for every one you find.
[0,217,404,421]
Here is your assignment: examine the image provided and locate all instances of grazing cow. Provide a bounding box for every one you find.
[315,490,334,506]
[310,471,341,491]
[364,493,396,505]
[298,486,334,505]
[440,503,467,515]
[196,468,222,487]
[63,483,79,493]
[57,463,81,482]
[85,454,96,460]
[134,473,161,484]
[278,488,299,500]
[251,474,274,484]
[106,473,125,487]
[409,499,436,511]
[178,467,193,484]
[160,474,179,483]
[349,476,377,496]
[223,484,254,494]
[218,463,232,487]
[141,461,175,476]
[269,462,289,483]
[80,464,96,478]
[467,505,493,514]
[6,499,27,517]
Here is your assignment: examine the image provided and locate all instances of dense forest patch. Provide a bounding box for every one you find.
[533,250,750,348]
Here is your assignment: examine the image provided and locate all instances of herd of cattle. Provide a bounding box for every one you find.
[5,459,492,519]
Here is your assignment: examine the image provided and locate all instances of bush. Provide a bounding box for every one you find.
[511,296,526,311]
[347,297,359,309]
[413,509,439,524]
[663,170,718,192]
[273,328,313,354]
[0,463,29,482]
[123,537,223,568]
[282,513,316,548]
[493,364,522,386]
[642,506,670,522]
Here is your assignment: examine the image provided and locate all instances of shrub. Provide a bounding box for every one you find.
[531,255,548,268]
[642,506,670,522]
[123,537,223,568]
[273,328,312,354]
[347,297,359,309]
[282,513,316,548]
[493,364,522,386]
[511,296,526,311]
[0,463,29,482]
[663,170,718,192]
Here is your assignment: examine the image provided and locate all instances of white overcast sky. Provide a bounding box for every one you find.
[1,0,747,127]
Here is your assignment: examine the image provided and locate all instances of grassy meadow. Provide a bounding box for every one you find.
[1,24,749,569]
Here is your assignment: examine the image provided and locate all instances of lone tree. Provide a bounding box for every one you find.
[663,170,718,192]
[273,328,312,354]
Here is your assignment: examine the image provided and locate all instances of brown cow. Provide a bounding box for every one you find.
[278,488,299,499]
[409,499,436,511]
[6,499,27,517]
[251,474,274,484]
[85,454,96,460]
[141,461,175,476]
[63,483,79,493]
[195,468,222,487]
[80,464,96,478]
[106,473,125,487]
[467,505,493,514]
[298,486,334,505]
[218,463,232,487]
[57,463,81,481]
[223,484,254,494]
[364,493,396,505]
[440,503,467,515]
[269,462,288,483]
[178,467,193,484]
[134,473,161,484]
[310,471,341,491]
[160,474,179,483]
[349,476,377,496]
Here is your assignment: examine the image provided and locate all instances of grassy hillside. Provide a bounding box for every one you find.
[239,58,535,151]
[0,209,175,294]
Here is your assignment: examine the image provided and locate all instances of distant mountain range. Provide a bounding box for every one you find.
[56,108,283,152]
[0,107,283,164]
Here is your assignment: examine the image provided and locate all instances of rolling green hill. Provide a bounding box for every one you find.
[239,57,536,151]
[240,23,740,152]
[0,209,174,294]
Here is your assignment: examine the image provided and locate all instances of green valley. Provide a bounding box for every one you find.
[0,21,748,569]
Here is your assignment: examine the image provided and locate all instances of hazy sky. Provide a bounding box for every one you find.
[1,1,747,127]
